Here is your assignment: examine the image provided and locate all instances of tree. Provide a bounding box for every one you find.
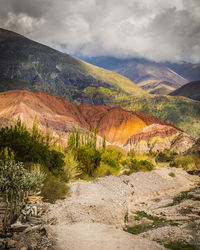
[32,116,39,140]
[102,134,106,151]
[94,127,97,149]
[0,118,65,176]
[76,146,101,177]
[68,126,76,149]
[0,160,45,232]
[75,126,80,148]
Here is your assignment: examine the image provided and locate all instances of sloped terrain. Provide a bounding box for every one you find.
[0,90,194,152]
[84,56,188,94]
[0,28,145,99]
[165,61,200,82]
[170,81,200,101]
[0,29,199,139]
[124,124,195,153]
[81,87,200,139]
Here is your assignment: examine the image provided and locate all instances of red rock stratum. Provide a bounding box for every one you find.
[0,90,193,151]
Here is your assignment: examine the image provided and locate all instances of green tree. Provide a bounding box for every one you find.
[75,126,80,148]
[0,118,65,176]
[76,146,101,177]
[81,133,84,147]
[94,127,97,149]
[32,116,39,140]
[102,134,106,151]
[68,126,76,149]
[0,160,45,232]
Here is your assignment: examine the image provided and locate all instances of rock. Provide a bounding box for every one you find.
[6,239,16,248]
[124,124,195,153]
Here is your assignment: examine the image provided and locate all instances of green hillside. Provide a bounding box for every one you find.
[0,28,145,101]
[0,28,199,139]
[77,86,200,139]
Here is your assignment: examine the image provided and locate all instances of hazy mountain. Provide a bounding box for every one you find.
[83,56,188,94]
[170,81,200,101]
[0,28,145,102]
[165,61,200,81]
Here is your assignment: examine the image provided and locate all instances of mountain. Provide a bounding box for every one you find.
[77,85,200,139]
[83,56,188,94]
[165,61,200,81]
[0,90,195,153]
[0,29,200,139]
[169,81,200,101]
[0,28,145,102]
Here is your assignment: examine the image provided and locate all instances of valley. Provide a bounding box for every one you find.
[0,29,199,139]
[0,27,200,250]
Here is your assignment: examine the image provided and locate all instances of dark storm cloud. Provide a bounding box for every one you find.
[0,0,200,62]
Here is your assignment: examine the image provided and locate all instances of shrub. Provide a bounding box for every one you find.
[170,154,200,170]
[0,119,65,177]
[41,172,70,203]
[0,160,45,231]
[0,160,45,195]
[169,172,176,178]
[101,147,124,170]
[62,150,80,182]
[76,146,101,177]
[124,159,154,175]
[94,162,120,178]
[156,149,177,163]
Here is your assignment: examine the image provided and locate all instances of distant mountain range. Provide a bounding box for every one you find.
[0,28,199,139]
[83,56,200,95]
[0,90,195,153]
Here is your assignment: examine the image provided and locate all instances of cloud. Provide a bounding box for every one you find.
[0,0,200,62]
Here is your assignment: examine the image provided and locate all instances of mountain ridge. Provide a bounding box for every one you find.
[0,90,194,153]
[0,29,199,139]
[0,28,145,98]
[83,56,188,94]
[170,81,200,101]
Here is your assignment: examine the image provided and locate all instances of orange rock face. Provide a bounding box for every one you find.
[126,124,179,145]
[0,90,183,149]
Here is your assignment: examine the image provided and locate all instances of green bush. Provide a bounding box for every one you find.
[0,160,45,195]
[170,154,200,170]
[169,172,176,178]
[62,150,80,182]
[76,146,101,177]
[101,147,124,170]
[94,162,119,178]
[156,149,178,163]
[41,172,70,203]
[0,160,46,231]
[124,159,154,175]
[0,118,65,176]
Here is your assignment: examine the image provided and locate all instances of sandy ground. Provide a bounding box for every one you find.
[45,167,199,250]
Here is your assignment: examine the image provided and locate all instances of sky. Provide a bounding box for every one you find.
[0,0,200,62]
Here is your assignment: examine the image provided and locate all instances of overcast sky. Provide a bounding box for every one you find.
[0,0,200,62]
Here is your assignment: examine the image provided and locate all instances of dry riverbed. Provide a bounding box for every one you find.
[1,167,200,250]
